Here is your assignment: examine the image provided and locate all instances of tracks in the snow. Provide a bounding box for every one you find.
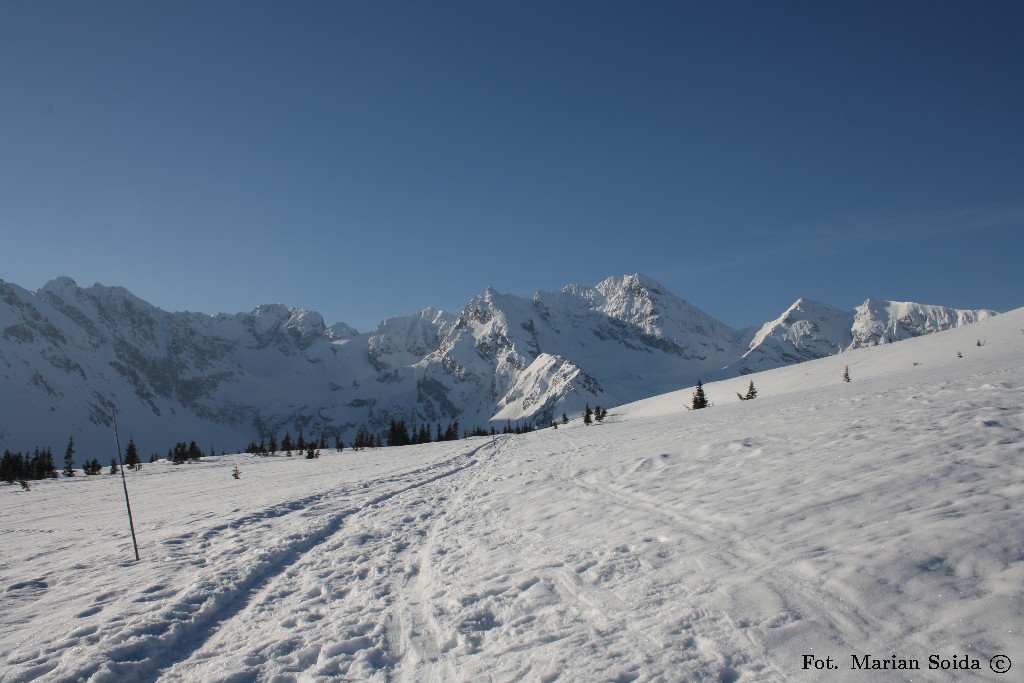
[29,447,487,683]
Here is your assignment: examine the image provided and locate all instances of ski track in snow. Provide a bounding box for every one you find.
[2,309,1024,682]
[1,449,481,682]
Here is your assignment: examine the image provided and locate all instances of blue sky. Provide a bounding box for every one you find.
[2,1,1022,332]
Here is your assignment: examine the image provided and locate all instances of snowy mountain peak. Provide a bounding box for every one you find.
[40,275,80,293]
[776,297,847,325]
[596,272,667,297]
[327,321,359,340]
[729,296,996,375]
[851,298,997,348]
[735,299,853,373]
[369,308,457,371]
[249,304,295,334]
[285,308,326,336]
[40,276,153,313]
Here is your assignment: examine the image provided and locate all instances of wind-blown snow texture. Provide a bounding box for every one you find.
[0,274,997,461]
[2,309,1021,681]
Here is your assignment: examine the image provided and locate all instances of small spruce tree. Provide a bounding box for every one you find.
[842,366,851,382]
[110,458,119,475]
[583,404,593,425]
[63,437,76,477]
[561,413,569,425]
[691,379,709,410]
[737,380,757,401]
[124,438,141,470]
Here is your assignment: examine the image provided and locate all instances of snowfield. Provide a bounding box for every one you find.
[2,309,1022,682]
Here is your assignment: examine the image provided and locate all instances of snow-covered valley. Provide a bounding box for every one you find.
[2,308,1022,682]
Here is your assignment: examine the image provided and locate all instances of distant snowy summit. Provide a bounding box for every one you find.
[0,274,998,460]
[732,296,995,375]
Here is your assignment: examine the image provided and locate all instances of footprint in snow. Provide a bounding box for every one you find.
[7,579,47,593]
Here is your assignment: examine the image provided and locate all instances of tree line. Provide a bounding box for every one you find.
[1,434,220,486]
[244,430,335,456]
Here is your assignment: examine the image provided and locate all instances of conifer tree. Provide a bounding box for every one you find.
[388,418,412,447]
[842,366,851,382]
[33,447,57,479]
[583,404,593,425]
[691,379,709,410]
[269,433,278,454]
[63,437,76,477]
[737,380,758,401]
[1,450,22,483]
[124,438,141,470]
[110,458,119,475]
[561,413,569,425]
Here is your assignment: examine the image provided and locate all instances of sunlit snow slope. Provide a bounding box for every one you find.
[1,309,1021,682]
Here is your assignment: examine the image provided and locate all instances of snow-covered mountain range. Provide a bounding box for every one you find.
[0,274,997,462]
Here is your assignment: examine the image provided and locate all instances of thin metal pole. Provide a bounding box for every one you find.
[112,411,141,561]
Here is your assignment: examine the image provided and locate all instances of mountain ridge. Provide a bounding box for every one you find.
[0,274,998,462]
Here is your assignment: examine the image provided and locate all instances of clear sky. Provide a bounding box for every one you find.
[2,1,1022,332]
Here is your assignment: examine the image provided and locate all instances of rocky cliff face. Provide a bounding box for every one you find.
[0,275,997,462]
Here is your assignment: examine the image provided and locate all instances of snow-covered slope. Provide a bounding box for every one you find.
[2,308,1021,682]
[0,275,997,462]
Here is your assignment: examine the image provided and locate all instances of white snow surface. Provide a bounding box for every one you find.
[2,309,1022,682]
